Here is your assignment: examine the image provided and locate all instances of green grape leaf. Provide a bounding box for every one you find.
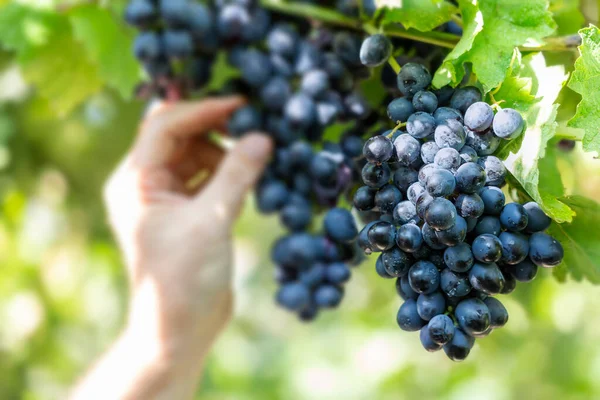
[0,3,62,51]
[493,53,574,223]
[433,0,556,92]
[548,196,600,284]
[69,5,140,99]
[376,0,457,32]
[0,4,103,116]
[550,0,585,35]
[567,26,600,156]
[19,29,103,116]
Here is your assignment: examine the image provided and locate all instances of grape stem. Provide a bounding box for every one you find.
[260,0,580,53]
[387,56,402,74]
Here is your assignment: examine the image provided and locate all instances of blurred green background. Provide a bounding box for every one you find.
[0,1,600,399]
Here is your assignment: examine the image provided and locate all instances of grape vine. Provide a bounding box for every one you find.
[124,0,598,362]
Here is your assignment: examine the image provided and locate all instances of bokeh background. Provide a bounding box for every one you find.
[1,1,600,399]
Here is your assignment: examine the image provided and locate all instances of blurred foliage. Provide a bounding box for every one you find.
[0,1,598,400]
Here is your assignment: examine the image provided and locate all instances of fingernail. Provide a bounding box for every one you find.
[239,133,273,163]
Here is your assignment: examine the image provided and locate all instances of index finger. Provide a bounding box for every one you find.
[132,96,246,169]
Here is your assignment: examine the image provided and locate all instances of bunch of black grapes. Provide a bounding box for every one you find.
[125,0,386,321]
[353,55,565,361]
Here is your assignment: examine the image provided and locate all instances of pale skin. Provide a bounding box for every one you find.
[70,97,273,400]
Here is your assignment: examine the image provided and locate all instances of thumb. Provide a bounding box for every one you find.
[199,133,273,220]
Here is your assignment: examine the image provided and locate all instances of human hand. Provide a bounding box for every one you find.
[101,97,272,394]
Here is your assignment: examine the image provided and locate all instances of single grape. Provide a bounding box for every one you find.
[500,269,517,295]
[397,299,427,332]
[299,263,327,287]
[301,69,330,98]
[459,145,479,164]
[455,193,484,219]
[477,156,506,187]
[425,198,457,231]
[267,24,299,59]
[161,0,191,29]
[133,32,162,61]
[493,108,525,139]
[440,268,472,298]
[344,93,371,120]
[475,216,502,237]
[217,4,251,41]
[242,7,270,42]
[499,231,530,265]
[368,221,397,252]
[434,148,461,172]
[354,186,377,211]
[444,243,474,273]
[436,215,468,246]
[443,328,475,361]
[382,246,413,277]
[412,90,438,113]
[396,223,424,253]
[407,112,437,139]
[426,168,456,198]
[418,163,438,186]
[362,162,391,188]
[472,234,503,263]
[311,153,338,186]
[479,186,506,215]
[393,167,419,192]
[434,86,455,106]
[450,86,482,114]
[375,184,403,214]
[434,119,466,150]
[469,262,505,295]
[523,202,552,233]
[483,297,509,329]
[358,221,378,254]
[359,34,393,67]
[363,135,394,164]
[408,261,440,294]
[228,105,262,137]
[428,314,455,345]
[433,107,463,125]
[394,134,422,166]
[529,232,564,267]
[500,203,529,232]
[326,262,351,284]
[287,44,315,75]
[314,285,344,308]
[324,208,358,243]
[417,291,446,321]
[421,141,441,164]
[393,201,420,225]
[260,77,292,112]
[420,326,443,352]
[285,93,319,129]
[126,0,159,28]
[407,182,426,204]
[257,180,289,213]
[397,63,432,97]
[376,255,394,279]
[455,298,491,337]
[281,201,312,232]
[455,162,486,194]
[464,102,494,132]
[396,275,419,300]
[465,128,501,156]
[276,282,311,311]
[509,259,538,282]
[387,97,415,123]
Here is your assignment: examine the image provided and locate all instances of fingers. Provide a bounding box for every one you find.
[198,133,273,221]
[131,96,246,169]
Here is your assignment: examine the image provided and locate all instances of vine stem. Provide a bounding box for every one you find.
[260,0,580,53]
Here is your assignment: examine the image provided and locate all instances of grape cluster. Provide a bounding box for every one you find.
[126,2,567,354]
[355,62,564,361]
[126,0,381,320]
